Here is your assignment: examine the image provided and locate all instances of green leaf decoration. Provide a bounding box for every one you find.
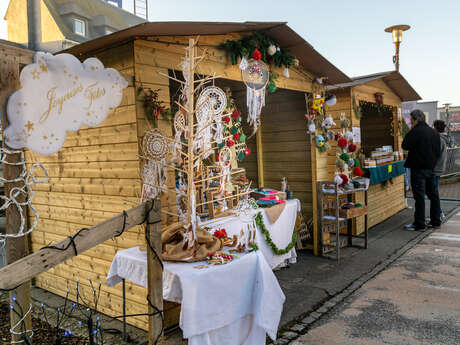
[340,153,350,161]
[237,151,244,161]
[239,133,246,143]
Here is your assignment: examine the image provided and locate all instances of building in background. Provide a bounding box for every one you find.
[4,0,146,52]
[438,105,460,145]
[103,0,148,19]
[402,100,438,126]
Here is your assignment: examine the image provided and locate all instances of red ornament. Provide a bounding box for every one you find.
[231,109,241,119]
[233,132,240,141]
[353,167,363,177]
[252,48,262,61]
[244,147,251,156]
[348,143,357,152]
[338,137,348,148]
[213,229,227,239]
[227,139,235,147]
[339,173,349,185]
[223,116,231,124]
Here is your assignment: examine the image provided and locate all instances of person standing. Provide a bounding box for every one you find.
[433,120,453,220]
[402,110,441,230]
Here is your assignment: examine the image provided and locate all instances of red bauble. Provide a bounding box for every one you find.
[252,48,262,61]
[348,143,357,152]
[223,116,231,124]
[233,133,240,141]
[227,139,235,147]
[338,137,348,148]
[339,173,349,185]
[244,147,251,156]
[353,167,363,177]
[231,109,241,119]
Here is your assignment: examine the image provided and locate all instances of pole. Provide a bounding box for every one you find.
[394,41,400,72]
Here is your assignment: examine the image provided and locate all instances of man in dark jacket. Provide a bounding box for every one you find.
[402,109,441,230]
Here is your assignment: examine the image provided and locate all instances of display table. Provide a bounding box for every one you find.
[107,248,285,345]
[199,199,300,269]
[366,161,405,185]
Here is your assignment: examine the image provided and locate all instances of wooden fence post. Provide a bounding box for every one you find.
[146,199,163,345]
[0,52,32,342]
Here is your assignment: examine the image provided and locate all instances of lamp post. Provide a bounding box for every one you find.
[385,25,410,71]
[444,103,452,137]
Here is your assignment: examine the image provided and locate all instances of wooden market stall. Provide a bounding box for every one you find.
[317,71,421,252]
[25,21,350,331]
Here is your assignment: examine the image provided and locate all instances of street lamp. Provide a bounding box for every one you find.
[444,103,452,136]
[385,24,410,72]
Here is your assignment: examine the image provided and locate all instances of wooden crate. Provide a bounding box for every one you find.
[339,206,368,219]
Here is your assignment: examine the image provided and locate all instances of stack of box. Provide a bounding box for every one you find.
[370,146,394,166]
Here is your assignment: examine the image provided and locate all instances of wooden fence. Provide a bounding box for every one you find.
[0,200,163,345]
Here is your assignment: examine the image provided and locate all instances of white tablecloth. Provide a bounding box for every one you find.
[106,248,285,345]
[199,199,299,269]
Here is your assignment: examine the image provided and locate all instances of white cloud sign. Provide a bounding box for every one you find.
[4,52,128,155]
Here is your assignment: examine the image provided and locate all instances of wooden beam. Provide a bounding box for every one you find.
[146,200,163,345]
[256,126,264,188]
[0,52,32,342]
[0,201,160,290]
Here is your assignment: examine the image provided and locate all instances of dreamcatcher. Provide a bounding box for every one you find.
[171,111,185,163]
[195,86,227,160]
[141,128,170,201]
[235,197,259,249]
[242,59,269,134]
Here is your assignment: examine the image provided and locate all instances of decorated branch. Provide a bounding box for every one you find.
[138,87,175,127]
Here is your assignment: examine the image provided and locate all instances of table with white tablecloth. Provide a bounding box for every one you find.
[107,248,285,345]
[199,198,300,269]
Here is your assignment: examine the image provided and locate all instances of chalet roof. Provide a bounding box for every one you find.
[327,71,421,102]
[42,0,146,43]
[61,21,351,85]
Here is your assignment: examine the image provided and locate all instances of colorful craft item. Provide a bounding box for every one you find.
[207,251,235,265]
[267,44,277,56]
[321,115,336,129]
[231,109,241,119]
[252,48,262,61]
[334,132,342,141]
[334,175,343,185]
[339,173,349,185]
[231,126,238,134]
[344,131,354,141]
[227,139,235,147]
[213,228,227,239]
[353,167,363,177]
[312,97,324,112]
[223,116,231,124]
[244,147,251,156]
[340,153,350,162]
[347,159,355,167]
[348,143,357,152]
[336,159,345,169]
[354,158,360,167]
[325,94,337,106]
[315,134,325,148]
[233,132,240,141]
[338,137,348,148]
[239,133,246,143]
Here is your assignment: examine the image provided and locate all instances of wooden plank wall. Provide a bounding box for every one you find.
[27,42,154,330]
[257,89,313,219]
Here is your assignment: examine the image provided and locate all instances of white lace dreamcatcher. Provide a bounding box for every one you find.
[171,111,185,163]
[195,86,227,160]
[141,129,170,201]
[235,197,258,250]
[0,148,49,248]
[242,59,269,134]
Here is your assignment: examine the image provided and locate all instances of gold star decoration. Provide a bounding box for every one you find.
[86,112,91,116]
[40,64,48,73]
[90,66,95,71]
[43,135,48,140]
[25,121,34,132]
[31,69,40,79]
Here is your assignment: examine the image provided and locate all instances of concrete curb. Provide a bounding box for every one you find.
[272,206,460,345]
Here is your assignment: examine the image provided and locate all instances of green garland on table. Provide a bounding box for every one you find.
[255,213,297,255]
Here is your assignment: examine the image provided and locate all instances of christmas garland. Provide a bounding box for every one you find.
[359,100,393,117]
[352,95,362,119]
[218,32,298,69]
[255,213,297,255]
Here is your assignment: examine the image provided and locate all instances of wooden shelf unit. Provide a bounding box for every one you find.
[317,181,369,261]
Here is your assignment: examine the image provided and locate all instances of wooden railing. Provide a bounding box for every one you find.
[0,200,163,345]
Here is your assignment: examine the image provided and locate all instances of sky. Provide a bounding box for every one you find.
[1,0,459,106]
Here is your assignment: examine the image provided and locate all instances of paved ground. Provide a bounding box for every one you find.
[1,199,459,344]
[291,209,460,345]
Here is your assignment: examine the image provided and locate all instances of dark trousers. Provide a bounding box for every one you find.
[410,169,441,228]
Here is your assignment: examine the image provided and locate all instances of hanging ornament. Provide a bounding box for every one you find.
[336,159,345,170]
[237,151,244,161]
[252,48,262,61]
[267,44,277,56]
[347,158,355,167]
[348,143,357,152]
[244,147,251,156]
[338,137,348,148]
[267,81,277,93]
[326,130,335,141]
[239,133,246,143]
[227,139,235,147]
[242,59,269,134]
[340,153,350,162]
[334,175,343,185]
[231,109,241,119]
[231,125,238,134]
[315,134,325,148]
[325,94,337,107]
[308,120,316,133]
[339,174,349,185]
[283,67,290,78]
[223,116,231,124]
[233,132,240,141]
[344,131,354,142]
[239,56,249,70]
[321,115,336,129]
